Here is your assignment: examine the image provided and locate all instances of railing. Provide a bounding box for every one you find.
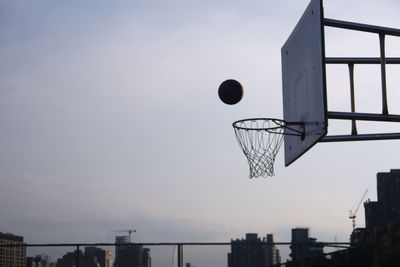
[0,241,370,267]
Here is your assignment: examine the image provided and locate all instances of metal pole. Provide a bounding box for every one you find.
[324,18,400,37]
[327,111,400,122]
[76,245,80,267]
[379,33,388,115]
[325,57,400,64]
[177,244,183,267]
[321,132,400,142]
[348,63,357,135]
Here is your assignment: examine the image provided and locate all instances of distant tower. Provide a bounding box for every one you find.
[363,169,400,230]
[114,236,151,267]
[290,228,323,264]
[264,234,281,266]
[290,228,310,263]
[354,169,400,246]
[143,248,151,267]
[377,169,400,223]
[85,247,113,267]
[228,233,280,267]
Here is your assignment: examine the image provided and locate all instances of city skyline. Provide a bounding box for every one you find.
[1,0,400,266]
[5,167,400,266]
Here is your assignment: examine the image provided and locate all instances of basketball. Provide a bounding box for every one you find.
[218,79,243,105]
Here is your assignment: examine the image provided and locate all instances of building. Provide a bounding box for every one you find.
[347,169,400,265]
[26,254,53,267]
[377,170,400,223]
[0,232,26,267]
[361,169,400,231]
[364,200,382,229]
[265,234,280,266]
[56,250,84,267]
[114,236,151,267]
[290,228,309,263]
[353,169,400,246]
[85,247,113,267]
[289,228,324,266]
[228,233,280,267]
[56,247,112,267]
[142,248,151,267]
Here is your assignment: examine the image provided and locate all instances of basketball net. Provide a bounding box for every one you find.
[233,119,285,178]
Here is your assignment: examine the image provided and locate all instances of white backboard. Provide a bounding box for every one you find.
[281,0,328,166]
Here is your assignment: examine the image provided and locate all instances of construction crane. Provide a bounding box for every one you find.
[114,229,136,243]
[349,189,368,230]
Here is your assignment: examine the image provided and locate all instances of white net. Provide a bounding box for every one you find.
[233,119,285,178]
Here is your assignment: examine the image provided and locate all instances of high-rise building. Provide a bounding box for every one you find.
[290,228,309,263]
[56,247,112,267]
[265,234,280,266]
[56,250,84,267]
[356,169,400,242]
[353,169,400,251]
[0,232,26,267]
[142,248,151,267]
[26,254,53,267]
[364,200,382,229]
[228,233,280,267]
[290,228,323,263]
[114,236,151,267]
[377,169,400,223]
[85,247,113,267]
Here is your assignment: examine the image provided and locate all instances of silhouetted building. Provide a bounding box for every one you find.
[0,232,26,267]
[350,227,370,245]
[142,248,151,267]
[228,233,280,267]
[377,169,400,223]
[56,250,85,267]
[289,228,324,265]
[364,200,382,229]
[56,247,112,267]
[114,236,151,267]
[265,234,280,266]
[348,169,400,265]
[85,247,113,267]
[26,254,53,267]
[352,169,400,246]
[329,246,374,267]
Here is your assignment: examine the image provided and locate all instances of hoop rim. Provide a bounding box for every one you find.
[232,118,287,131]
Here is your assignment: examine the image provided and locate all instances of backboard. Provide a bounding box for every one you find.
[281,0,328,166]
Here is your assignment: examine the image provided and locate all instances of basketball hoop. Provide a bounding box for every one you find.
[233,118,304,178]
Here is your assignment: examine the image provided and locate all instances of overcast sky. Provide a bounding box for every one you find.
[1,0,400,265]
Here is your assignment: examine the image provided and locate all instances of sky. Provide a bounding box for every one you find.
[1,0,400,265]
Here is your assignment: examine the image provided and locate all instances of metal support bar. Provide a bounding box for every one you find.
[327,112,400,122]
[321,133,400,142]
[177,244,183,267]
[348,64,357,135]
[76,245,80,267]
[324,18,400,37]
[285,122,305,140]
[379,34,389,115]
[325,57,400,64]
